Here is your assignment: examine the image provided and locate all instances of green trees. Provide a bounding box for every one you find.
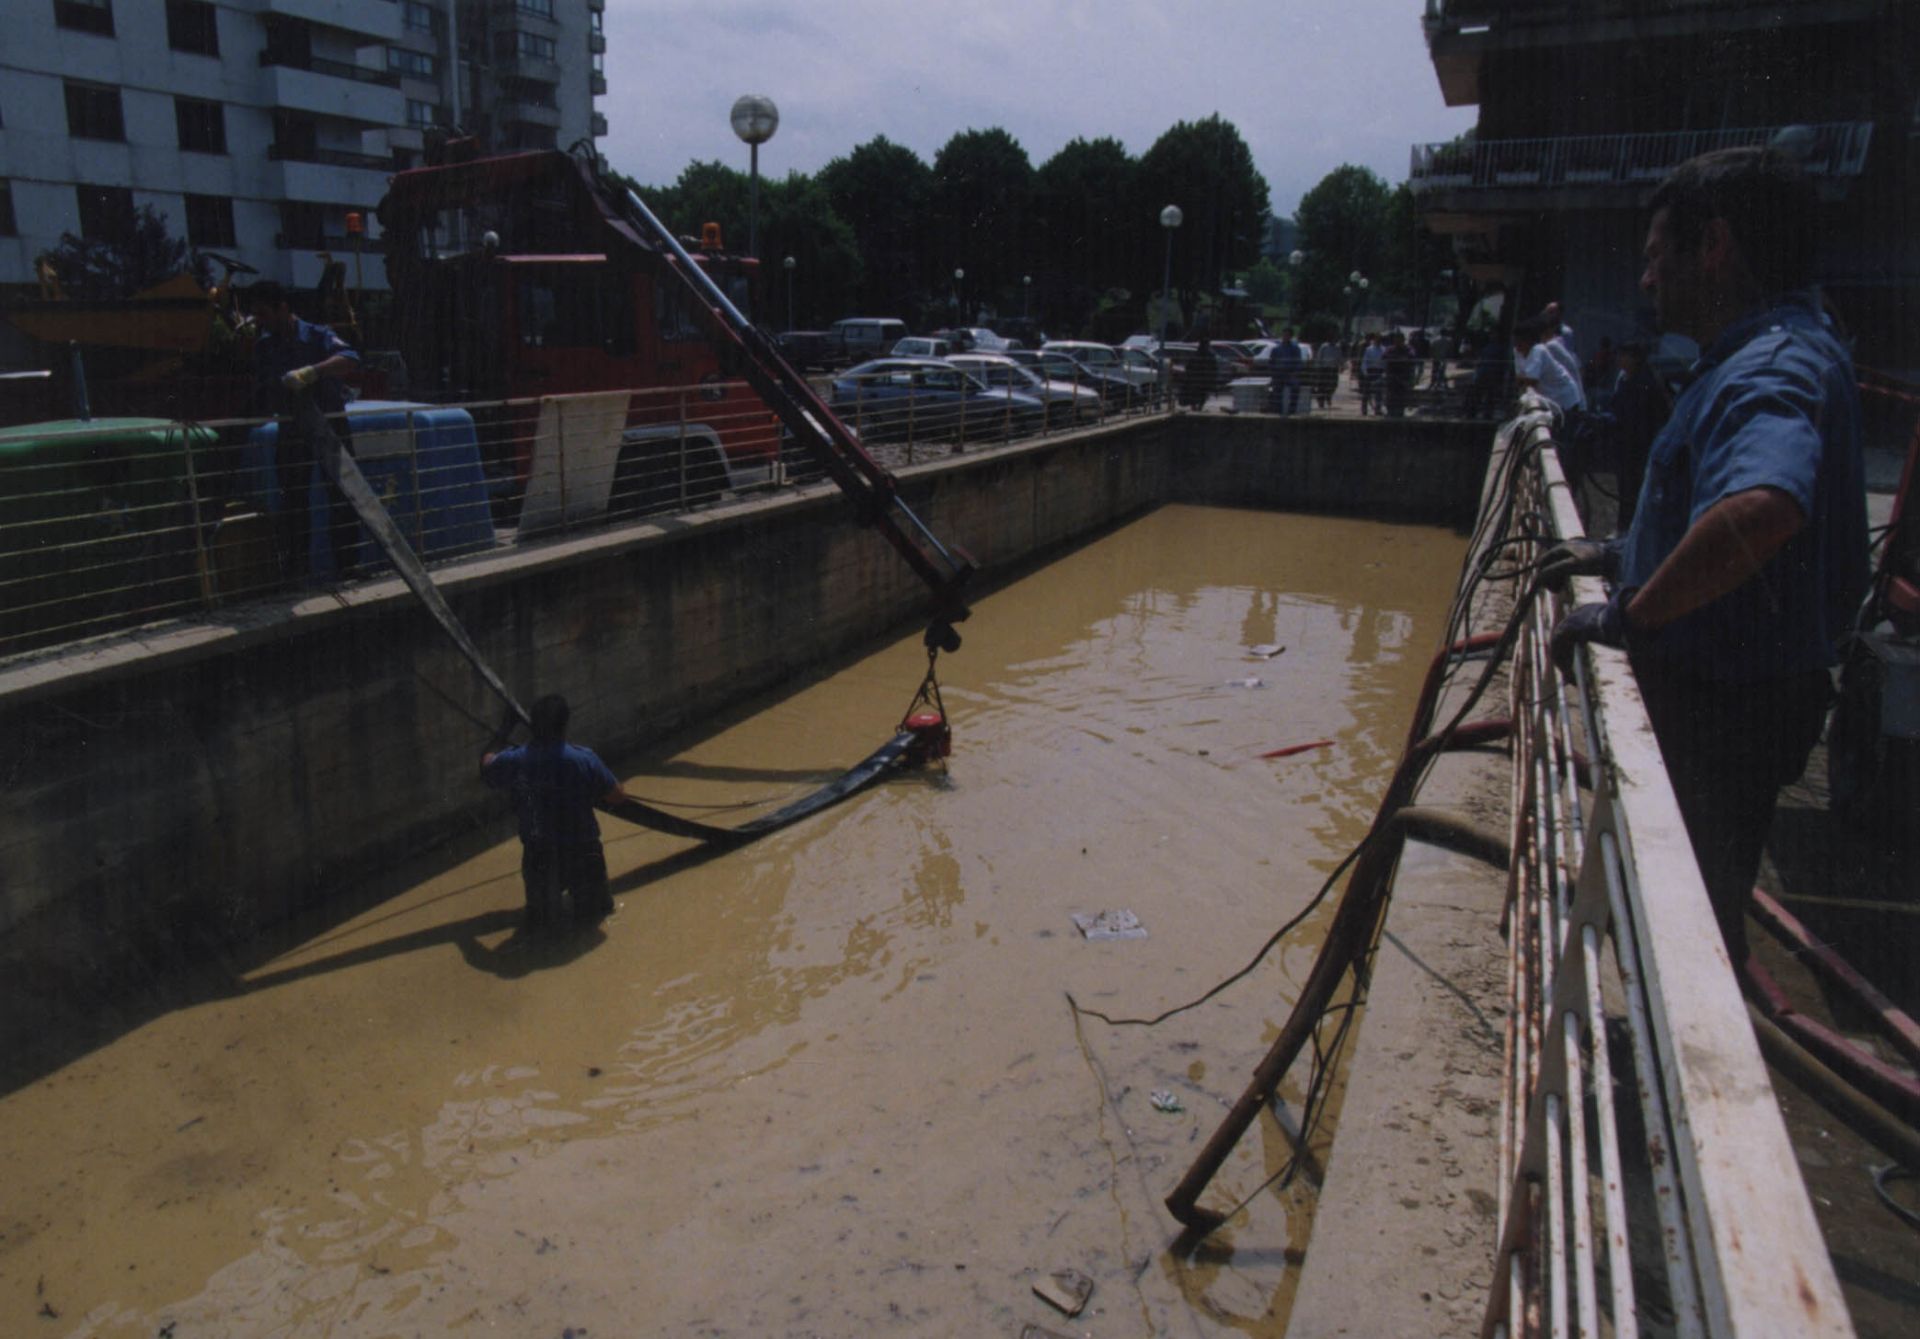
[1137,116,1271,331]
[1293,165,1452,331]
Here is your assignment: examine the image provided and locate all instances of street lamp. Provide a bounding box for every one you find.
[729,93,779,259]
[1023,274,1031,321]
[783,254,795,332]
[953,267,965,322]
[1160,205,1182,406]
[1288,249,1304,324]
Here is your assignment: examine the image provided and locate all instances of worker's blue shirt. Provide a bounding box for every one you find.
[483,741,619,848]
[256,318,358,414]
[1617,293,1868,682]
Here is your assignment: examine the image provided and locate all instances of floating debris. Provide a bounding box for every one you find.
[1071,910,1147,941]
[1247,644,1286,659]
[1150,1089,1185,1114]
[1259,738,1334,760]
[1032,1267,1094,1317]
[1228,675,1265,689]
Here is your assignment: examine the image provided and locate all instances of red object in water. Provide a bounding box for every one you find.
[903,710,952,764]
[1259,739,1334,760]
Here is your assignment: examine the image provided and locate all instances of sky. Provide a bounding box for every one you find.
[598,1,1479,221]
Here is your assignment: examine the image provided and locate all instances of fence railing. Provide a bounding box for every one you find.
[1489,410,1849,1336]
[1425,0,1832,31]
[0,366,1162,661]
[1410,122,1874,194]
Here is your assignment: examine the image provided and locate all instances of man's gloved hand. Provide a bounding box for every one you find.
[281,364,321,392]
[1537,538,1615,591]
[1550,587,1637,680]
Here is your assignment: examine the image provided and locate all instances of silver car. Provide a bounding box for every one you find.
[950,352,1102,426]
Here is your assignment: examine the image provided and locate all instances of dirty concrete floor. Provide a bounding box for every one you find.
[0,505,1469,1337]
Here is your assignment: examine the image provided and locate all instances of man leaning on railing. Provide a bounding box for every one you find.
[1547,146,1869,972]
[250,279,361,583]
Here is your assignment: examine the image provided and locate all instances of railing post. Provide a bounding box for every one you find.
[178,420,215,609]
[677,388,689,508]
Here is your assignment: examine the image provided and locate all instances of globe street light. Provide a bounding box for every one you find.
[953,267,965,321]
[730,94,779,259]
[1023,274,1031,321]
[1288,249,1304,324]
[1160,205,1182,405]
[783,254,795,332]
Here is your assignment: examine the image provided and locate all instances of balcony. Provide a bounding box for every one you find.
[590,72,606,96]
[262,0,403,44]
[1421,0,1878,105]
[591,112,608,139]
[1409,122,1874,219]
[588,31,606,54]
[501,100,562,129]
[269,142,394,171]
[259,51,402,88]
[261,61,405,126]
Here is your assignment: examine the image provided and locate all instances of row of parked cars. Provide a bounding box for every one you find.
[824,338,1166,444]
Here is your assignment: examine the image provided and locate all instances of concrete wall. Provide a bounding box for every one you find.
[0,412,1487,987]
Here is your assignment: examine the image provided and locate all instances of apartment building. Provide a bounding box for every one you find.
[1411,0,1918,375]
[0,0,608,293]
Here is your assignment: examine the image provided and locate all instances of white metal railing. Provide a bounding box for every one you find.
[1425,0,1830,30]
[1410,123,1874,194]
[1488,411,1850,1336]
[0,365,1165,661]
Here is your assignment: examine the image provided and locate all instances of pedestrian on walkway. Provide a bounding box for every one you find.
[1267,326,1305,415]
[1358,334,1385,415]
[1548,146,1869,970]
[482,694,633,933]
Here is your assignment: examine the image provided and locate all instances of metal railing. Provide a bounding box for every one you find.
[1425,0,1832,30]
[1488,410,1849,1336]
[0,367,1163,661]
[257,51,403,88]
[1410,122,1874,194]
[268,143,397,172]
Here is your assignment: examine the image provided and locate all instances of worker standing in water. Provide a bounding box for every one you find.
[482,695,632,933]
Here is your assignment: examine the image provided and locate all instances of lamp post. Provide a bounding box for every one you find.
[953,267,964,322]
[1345,270,1368,340]
[1288,248,1303,325]
[783,255,795,331]
[1023,274,1031,321]
[729,94,779,259]
[1160,204,1182,405]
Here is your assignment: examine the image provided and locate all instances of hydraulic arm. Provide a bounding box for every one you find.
[609,181,975,651]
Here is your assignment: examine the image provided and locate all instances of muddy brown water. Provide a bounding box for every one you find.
[1,504,1467,1337]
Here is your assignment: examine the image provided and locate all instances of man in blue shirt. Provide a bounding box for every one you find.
[251,281,360,580]
[482,695,634,932]
[1267,326,1305,416]
[1549,148,1869,968]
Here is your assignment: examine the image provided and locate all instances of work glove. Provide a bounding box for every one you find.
[281,364,321,392]
[1550,587,1637,680]
[1536,538,1617,592]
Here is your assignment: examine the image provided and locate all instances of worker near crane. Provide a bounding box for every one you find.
[1547,147,1868,970]
[482,694,632,933]
[250,280,360,581]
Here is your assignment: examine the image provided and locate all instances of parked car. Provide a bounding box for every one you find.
[956,326,1011,352]
[828,357,1045,443]
[892,336,956,358]
[949,352,1102,426]
[776,330,837,371]
[827,317,909,365]
[1007,348,1135,406]
[1040,341,1154,407]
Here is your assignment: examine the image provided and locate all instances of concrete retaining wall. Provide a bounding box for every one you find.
[0,412,1488,986]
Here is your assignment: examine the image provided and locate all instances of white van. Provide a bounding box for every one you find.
[829,318,909,365]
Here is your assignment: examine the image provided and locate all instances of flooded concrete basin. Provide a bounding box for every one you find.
[0,504,1467,1336]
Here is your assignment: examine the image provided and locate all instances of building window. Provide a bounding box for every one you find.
[516,0,555,18]
[0,181,17,237]
[279,201,327,249]
[165,0,219,56]
[496,30,556,62]
[184,193,235,248]
[64,81,125,141]
[175,97,227,155]
[54,0,115,37]
[386,47,437,78]
[403,1,434,33]
[406,99,438,128]
[499,78,556,110]
[76,184,136,241]
[589,8,603,32]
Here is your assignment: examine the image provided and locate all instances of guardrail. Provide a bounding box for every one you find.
[1489,410,1849,1336]
[1410,122,1874,194]
[257,51,403,88]
[0,366,1165,661]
